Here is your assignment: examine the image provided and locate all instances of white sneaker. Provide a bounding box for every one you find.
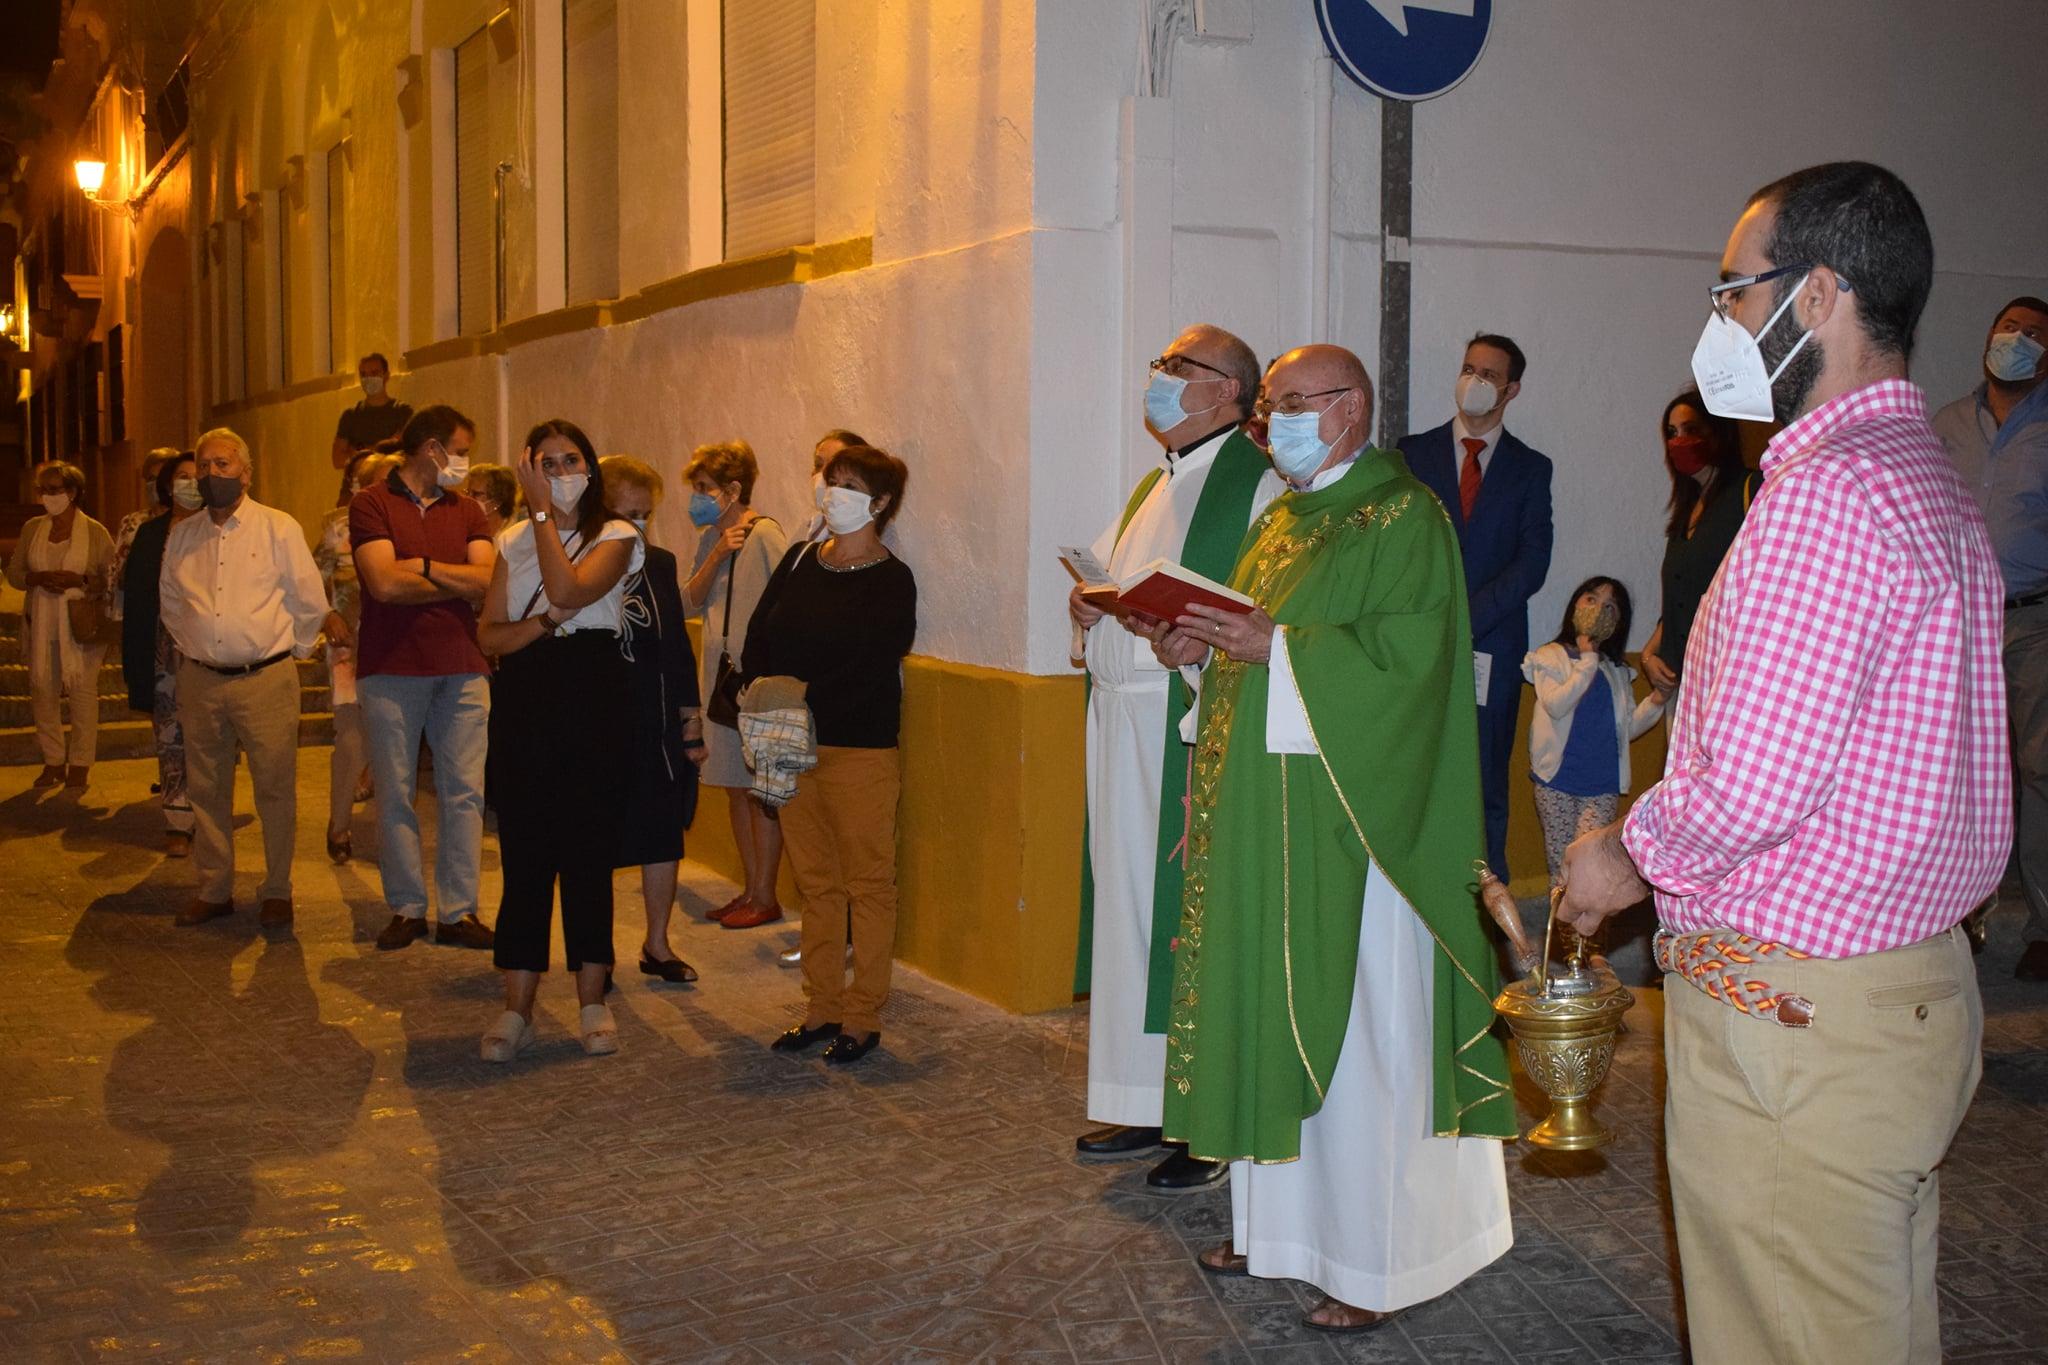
[579,1003,620,1056]
[480,1010,534,1063]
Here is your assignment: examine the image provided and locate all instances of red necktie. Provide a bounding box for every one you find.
[1459,438,1485,520]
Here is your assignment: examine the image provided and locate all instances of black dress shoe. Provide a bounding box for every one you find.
[1147,1148,1228,1191]
[823,1031,881,1065]
[1075,1124,1165,1158]
[2017,941,2048,981]
[639,953,699,984]
[770,1021,841,1052]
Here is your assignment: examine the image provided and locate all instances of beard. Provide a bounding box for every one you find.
[1757,277,1824,424]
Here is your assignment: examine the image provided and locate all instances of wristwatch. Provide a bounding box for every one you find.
[532,509,551,524]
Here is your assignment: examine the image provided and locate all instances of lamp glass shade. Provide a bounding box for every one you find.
[73,159,107,194]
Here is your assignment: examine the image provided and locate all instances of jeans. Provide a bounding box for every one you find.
[359,672,490,923]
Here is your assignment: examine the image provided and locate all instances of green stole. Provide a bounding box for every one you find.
[1159,448,1515,1162]
[1074,428,1272,1035]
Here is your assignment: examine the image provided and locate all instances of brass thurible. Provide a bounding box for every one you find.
[1477,864,1634,1152]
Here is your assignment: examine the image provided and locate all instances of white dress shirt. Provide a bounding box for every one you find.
[160,498,332,668]
[498,518,645,634]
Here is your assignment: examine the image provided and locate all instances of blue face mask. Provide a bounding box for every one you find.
[688,492,723,527]
[1987,330,2045,383]
[1265,407,1349,483]
[1144,367,1221,433]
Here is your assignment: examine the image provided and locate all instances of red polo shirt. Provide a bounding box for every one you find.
[349,472,492,677]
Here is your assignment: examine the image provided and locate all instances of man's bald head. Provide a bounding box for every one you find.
[1261,345,1376,473]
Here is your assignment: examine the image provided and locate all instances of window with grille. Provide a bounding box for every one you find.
[325,144,347,373]
[722,0,815,259]
[276,195,292,386]
[564,0,620,303]
[455,28,497,334]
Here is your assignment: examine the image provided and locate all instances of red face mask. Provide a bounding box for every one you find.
[1666,436,1709,476]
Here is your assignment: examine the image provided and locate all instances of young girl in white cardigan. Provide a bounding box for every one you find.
[1521,577,1669,885]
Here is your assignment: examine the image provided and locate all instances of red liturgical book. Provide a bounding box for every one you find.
[1076,557,1256,622]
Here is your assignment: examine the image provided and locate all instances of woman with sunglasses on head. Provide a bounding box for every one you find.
[476,420,642,1061]
[745,444,916,1066]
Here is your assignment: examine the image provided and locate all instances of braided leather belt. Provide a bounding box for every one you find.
[1654,928,1816,1028]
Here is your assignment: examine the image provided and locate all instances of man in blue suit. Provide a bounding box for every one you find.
[1399,333,1554,881]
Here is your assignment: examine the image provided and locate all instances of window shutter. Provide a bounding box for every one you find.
[564,0,620,302]
[241,216,263,395]
[326,144,347,372]
[456,29,496,334]
[722,0,815,259]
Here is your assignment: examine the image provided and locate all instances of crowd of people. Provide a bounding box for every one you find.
[9,153,2045,1359]
[11,371,918,1068]
[1070,158,2039,1355]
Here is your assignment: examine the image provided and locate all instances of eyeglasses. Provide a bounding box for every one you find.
[1150,352,1228,381]
[1709,263,1852,321]
[1252,387,1354,420]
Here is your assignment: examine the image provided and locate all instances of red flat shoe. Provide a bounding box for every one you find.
[706,893,751,923]
[720,902,785,930]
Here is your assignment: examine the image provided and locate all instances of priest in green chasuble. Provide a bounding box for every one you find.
[1147,344,1515,1333]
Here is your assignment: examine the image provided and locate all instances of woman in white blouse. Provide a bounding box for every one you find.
[476,420,642,1062]
[5,461,114,790]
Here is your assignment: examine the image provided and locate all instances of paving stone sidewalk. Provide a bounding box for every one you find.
[3,756,2046,1363]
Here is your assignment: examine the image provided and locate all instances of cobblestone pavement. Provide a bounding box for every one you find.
[4,756,2047,1364]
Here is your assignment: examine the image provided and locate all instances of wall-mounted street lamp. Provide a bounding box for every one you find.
[73,159,108,194]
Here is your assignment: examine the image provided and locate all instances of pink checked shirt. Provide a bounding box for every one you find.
[1622,379,2011,958]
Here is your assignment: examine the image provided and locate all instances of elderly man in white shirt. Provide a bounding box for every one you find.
[161,427,346,929]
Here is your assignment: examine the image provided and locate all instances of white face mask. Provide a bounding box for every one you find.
[172,477,204,510]
[362,375,386,398]
[810,471,827,510]
[39,492,71,516]
[435,446,471,490]
[549,471,589,513]
[1455,374,1499,418]
[819,485,877,535]
[1690,272,1813,423]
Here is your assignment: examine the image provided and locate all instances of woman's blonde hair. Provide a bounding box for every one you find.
[599,454,665,507]
[682,439,758,504]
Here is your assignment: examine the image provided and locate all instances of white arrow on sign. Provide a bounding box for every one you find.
[1364,0,1476,38]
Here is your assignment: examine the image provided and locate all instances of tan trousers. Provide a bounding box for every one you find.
[177,658,303,904]
[1665,926,1982,1365]
[781,745,902,1035]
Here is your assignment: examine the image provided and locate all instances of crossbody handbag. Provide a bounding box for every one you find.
[706,528,795,728]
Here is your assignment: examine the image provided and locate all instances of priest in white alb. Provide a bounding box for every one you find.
[1071,323,1284,1191]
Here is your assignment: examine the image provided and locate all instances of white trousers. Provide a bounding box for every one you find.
[1231,861,1513,1310]
[29,602,103,767]
[1084,676,1172,1127]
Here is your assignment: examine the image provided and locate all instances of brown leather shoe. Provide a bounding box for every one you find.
[719,902,785,930]
[176,899,233,927]
[31,764,63,789]
[435,915,496,950]
[706,892,751,923]
[163,831,192,858]
[259,898,293,928]
[375,915,430,951]
[64,766,88,789]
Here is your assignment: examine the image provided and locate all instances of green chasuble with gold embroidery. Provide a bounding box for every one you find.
[1161,447,1515,1162]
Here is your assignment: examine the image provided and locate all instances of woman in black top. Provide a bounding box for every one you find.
[1640,389,1759,694]
[119,452,200,854]
[601,456,705,984]
[745,444,916,1065]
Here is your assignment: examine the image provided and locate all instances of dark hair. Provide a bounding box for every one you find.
[1997,296,2048,326]
[1467,333,1526,384]
[816,428,868,450]
[155,450,196,508]
[401,404,475,459]
[1552,575,1633,666]
[524,418,609,540]
[359,352,391,374]
[823,444,909,534]
[1659,389,1748,540]
[1746,161,1932,359]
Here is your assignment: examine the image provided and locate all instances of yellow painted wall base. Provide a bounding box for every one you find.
[679,625,1661,1015]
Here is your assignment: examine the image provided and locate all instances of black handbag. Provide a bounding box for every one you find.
[704,530,752,728]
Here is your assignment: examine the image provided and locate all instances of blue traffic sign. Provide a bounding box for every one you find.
[1314,0,1493,102]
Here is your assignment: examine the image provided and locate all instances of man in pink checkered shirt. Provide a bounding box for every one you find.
[1561,162,2011,1365]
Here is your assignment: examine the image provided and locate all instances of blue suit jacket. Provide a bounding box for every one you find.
[1398,421,1555,669]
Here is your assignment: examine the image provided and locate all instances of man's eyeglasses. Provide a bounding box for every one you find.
[1710,263,1852,322]
[1150,353,1229,381]
[1252,387,1353,420]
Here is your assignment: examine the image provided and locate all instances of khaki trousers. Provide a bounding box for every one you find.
[782,745,902,1035]
[1665,926,1982,1365]
[177,658,303,904]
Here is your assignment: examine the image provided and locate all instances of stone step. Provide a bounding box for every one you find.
[0,713,336,766]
